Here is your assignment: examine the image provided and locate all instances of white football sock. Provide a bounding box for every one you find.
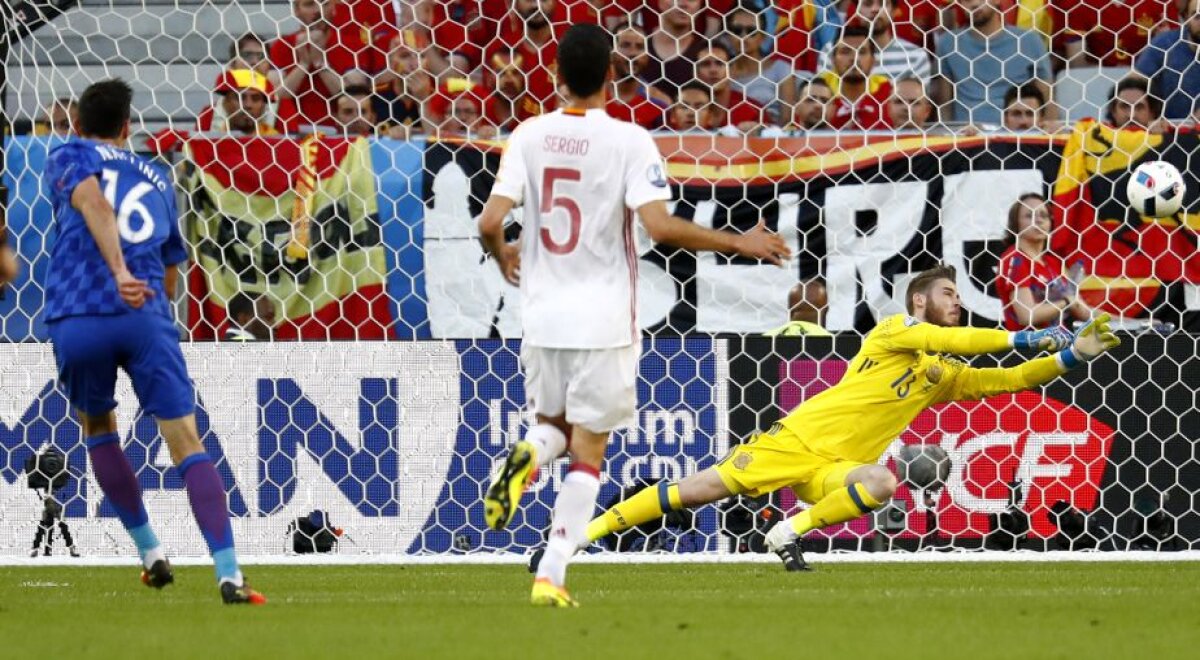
[524,424,568,467]
[218,571,245,588]
[142,545,166,571]
[536,467,600,587]
[765,517,799,548]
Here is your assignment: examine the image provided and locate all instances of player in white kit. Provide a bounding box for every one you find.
[478,24,791,607]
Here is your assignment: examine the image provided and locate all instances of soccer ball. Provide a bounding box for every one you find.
[1126,160,1186,218]
[896,444,951,490]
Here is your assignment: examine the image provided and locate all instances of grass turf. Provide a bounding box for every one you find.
[0,562,1196,659]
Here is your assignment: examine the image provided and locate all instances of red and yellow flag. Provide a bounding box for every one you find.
[184,135,392,340]
[1051,119,1200,317]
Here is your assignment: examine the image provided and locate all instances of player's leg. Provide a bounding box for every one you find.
[484,413,569,530]
[485,346,571,530]
[49,317,171,584]
[585,467,736,543]
[128,313,263,604]
[531,424,607,607]
[530,343,638,606]
[587,424,810,543]
[80,410,174,584]
[765,462,896,568]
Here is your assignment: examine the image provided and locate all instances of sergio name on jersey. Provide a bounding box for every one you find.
[44,138,187,321]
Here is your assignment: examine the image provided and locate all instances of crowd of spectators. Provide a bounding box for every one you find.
[21,0,1195,141]
[116,0,1192,141]
[27,1,1198,338]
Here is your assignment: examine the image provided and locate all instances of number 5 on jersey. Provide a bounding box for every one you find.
[540,167,582,254]
[101,168,156,243]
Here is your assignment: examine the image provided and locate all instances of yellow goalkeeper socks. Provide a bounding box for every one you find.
[586,482,682,542]
[790,483,882,536]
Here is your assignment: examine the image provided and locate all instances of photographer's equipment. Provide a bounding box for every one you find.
[24,447,79,557]
[1130,493,1177,551]
[25,447,69,491]
[1049,501,1113,550]
[985,479,1030,551]
[288,510,342,553]
[720,494,782,554]
[871,498,908,551]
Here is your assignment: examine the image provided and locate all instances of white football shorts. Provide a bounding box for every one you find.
[520,342,640,433]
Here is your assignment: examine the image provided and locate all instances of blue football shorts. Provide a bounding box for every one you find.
[48,309,195,420]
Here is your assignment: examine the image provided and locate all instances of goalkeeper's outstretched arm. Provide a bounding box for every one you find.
[875,314,1072,356]
[947,314,1122,401]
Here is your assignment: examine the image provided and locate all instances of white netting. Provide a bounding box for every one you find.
[0,1,1197,561]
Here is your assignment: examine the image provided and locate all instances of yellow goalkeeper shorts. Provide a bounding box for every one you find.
[714,424,865,504]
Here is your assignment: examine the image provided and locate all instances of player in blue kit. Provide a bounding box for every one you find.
[41,79,264,605]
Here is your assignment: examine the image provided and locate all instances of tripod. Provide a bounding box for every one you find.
[30,489,79,557]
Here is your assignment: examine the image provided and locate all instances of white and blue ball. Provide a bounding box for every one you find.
[1126,160,1186,218]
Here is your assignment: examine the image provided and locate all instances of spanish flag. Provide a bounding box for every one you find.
[184,135,392,340]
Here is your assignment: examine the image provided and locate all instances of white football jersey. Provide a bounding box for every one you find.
[490,108,671,349]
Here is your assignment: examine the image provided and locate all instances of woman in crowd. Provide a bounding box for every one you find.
[995,193,1092,330]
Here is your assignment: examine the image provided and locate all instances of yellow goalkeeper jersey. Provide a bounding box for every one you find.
[778,314,1062,465]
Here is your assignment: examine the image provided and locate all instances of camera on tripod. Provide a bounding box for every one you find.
[25,447,70,492]
[24,446,79,558]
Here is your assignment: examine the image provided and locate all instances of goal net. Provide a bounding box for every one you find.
[1,0,1196,562]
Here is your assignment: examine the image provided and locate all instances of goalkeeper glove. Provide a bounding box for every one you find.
[1057,313,1121,369]
[1012,326,1073,352]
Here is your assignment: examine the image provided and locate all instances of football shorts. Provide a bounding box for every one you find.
[521,342,640,433]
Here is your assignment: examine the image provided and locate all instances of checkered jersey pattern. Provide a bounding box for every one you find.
[43,139,185,322]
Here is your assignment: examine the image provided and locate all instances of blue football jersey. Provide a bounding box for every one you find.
[43,138,187,321]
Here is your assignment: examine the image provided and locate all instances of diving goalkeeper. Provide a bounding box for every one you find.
[586,264,1121,570]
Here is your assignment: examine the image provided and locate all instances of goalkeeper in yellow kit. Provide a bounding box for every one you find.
[586,265,1121,570]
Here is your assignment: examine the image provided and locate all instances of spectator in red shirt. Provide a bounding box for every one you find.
[888,0,944,52]
[269,0,344,128]
[197,69,284,136]
[445,93,488,136]
[427,79,493,136]
[888,76,934,131]
[670,82,717,131]
[996,192,1091,330]
[817,26,894,130]
[795,78,833,129]
[328,0,398,74]
[487,0,562,109]
[1050,0,1177,67]
[607,26,669,129]
[334,91,377,136]
[372,34,433,138]
[695,43,766,132]
[484,52,547,132]
[645,0,710,98]
[774,0,845,74]
[422,0,489,71]
[557,0,628,29]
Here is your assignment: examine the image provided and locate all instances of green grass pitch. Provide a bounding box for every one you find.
[0,562,1196,659]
